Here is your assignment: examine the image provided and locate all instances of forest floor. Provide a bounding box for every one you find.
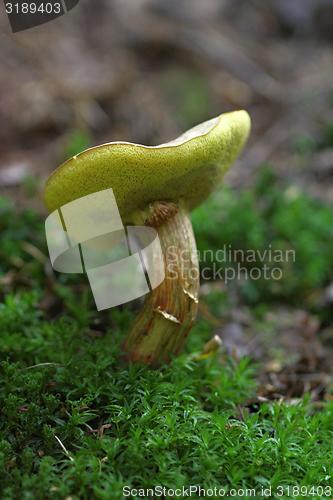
[1,0,333,497]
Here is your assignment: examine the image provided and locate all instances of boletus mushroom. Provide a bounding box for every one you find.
[44,110,251,366]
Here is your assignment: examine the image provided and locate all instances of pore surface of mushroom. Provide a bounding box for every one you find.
[44,110,251,366]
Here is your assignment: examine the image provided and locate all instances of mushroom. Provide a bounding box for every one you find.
[44,110,251,366]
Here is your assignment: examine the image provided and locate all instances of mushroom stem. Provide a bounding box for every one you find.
[123,202,199,366]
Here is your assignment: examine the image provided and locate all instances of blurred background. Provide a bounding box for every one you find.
[1,0,333,400]
[1,0,333,206]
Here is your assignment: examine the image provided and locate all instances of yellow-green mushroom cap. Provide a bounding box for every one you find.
[44,110,250,223]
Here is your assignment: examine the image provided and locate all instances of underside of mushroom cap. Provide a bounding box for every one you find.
[44,110,251,222]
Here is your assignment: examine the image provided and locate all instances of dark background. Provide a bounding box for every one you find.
[0,0,332,209]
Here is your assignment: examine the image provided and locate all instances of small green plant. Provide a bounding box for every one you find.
[0,197,44,287]
[63,130,92,159]
[293,118,333,154]
[319,119,333,149]
[160,68,213,129]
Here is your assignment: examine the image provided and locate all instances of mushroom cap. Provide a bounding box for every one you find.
[44,110,250,222]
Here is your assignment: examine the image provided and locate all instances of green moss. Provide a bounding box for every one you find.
[64,130,92,159]
[1,291,333,499]
[1,173,333,498]
[319,120,333,149]
[159,68,213,129]
[192,166,333,306]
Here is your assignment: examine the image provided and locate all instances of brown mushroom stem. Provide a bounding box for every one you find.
[123,202,199,366]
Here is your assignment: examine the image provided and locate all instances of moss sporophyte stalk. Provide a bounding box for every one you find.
[44,111,251,366]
